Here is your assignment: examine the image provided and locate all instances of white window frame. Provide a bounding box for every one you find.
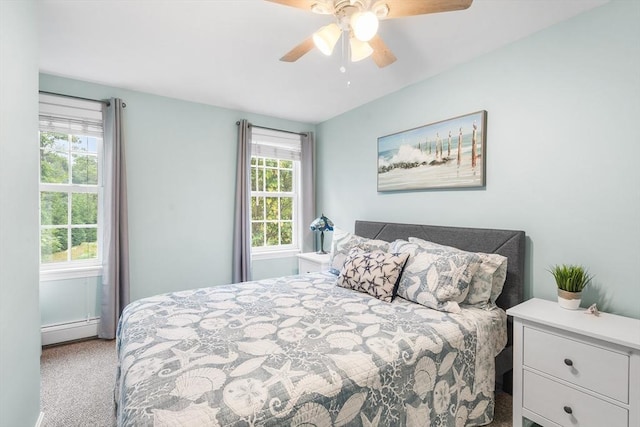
[39,94,104,281]
[250,128,303,260]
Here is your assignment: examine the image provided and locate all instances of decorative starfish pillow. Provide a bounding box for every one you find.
[336,248,409,302]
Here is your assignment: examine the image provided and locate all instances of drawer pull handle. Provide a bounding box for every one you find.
[563,406,573,415]
[564,358,573,366]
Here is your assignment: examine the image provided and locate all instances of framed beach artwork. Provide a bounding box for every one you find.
[377,110,487,191]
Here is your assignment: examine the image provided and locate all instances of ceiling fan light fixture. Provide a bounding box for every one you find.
[349,37,373,62]
[350,11,379,42]
[312,23,342,56]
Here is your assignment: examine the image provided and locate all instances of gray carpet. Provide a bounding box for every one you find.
[41,339,513,426]
[41,339,117,427]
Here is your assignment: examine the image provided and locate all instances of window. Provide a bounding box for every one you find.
[39,94,104,278]
[250,128,302,257]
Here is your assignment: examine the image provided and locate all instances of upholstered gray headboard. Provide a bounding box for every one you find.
[355,220,525,311]
[355,220,526,392]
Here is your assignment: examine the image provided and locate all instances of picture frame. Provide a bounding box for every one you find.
[377,110,487,191]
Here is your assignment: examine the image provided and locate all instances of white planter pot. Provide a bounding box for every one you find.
[557,289,582,310]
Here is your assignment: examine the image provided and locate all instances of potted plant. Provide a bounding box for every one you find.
[548,264,594,310]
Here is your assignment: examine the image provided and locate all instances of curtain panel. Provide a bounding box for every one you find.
[232,120,253,283]
[301,132,316,253]
[99,98,130,339]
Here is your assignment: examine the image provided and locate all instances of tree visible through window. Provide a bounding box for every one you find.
[40,131,101,264]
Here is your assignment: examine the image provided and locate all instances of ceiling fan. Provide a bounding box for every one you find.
[266,0,473,68]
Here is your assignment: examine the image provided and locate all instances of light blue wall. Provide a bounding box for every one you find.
[252,256,300,280]
[40,74,314,301]
[38,2,640,320]
[0,1,42,425]
[40,276,101,325]
[316,0,640,318]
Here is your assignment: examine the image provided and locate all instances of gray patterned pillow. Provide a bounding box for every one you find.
[336,249,409,302]
[408,237,508,306]
[391,240,482,313]
[329,228,390,275]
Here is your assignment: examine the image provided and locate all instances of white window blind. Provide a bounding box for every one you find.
[39,93,103,138]
[251,127,301,161]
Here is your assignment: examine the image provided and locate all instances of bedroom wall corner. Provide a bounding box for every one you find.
[38,74,315,300]
[0,1,42,426]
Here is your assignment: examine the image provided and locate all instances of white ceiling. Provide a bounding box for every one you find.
[38,0,608,124]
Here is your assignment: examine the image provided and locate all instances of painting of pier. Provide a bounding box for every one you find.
[377,110,487,191]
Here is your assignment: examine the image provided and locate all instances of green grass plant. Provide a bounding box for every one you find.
[548,264,593,293]
[43,241,98,263]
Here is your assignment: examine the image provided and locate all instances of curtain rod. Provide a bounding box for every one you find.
[236,121,308,137]
[39,91,127,108]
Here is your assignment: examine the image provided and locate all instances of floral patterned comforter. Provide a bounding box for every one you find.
[115,272,507,426]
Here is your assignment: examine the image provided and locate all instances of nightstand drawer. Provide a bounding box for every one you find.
[297,252,330,274]
[523,370,628,427]
[523,326,629,403]
[299,258,321,273]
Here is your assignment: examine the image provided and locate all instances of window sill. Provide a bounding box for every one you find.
[40,265,103,282]
[251,249,300,261]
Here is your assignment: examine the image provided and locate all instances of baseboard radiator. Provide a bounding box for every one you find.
[41,318,100,346]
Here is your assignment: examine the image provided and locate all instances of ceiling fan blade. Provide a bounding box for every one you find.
[379,0,472,19]
[264,0,315,12]
[369,35,397,68]
[280,37,315,62]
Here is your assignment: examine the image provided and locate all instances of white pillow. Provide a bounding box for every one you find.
[329,228,390,275]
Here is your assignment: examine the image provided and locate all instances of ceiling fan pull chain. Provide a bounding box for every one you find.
[340,32,351,87]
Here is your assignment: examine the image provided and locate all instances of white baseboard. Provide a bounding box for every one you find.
[41,318,100,346]
[35,411,44,427]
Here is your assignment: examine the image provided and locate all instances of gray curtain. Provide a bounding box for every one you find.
[232,120,252,283]
[99,98,130,339]
[301,132,316,253]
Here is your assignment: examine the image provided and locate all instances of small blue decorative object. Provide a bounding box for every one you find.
[309,213,334,254]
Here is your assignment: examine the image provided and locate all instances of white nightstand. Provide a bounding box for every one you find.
[297,252,330,273]
[507,298,640,427]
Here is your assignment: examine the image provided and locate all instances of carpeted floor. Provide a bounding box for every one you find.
[41,339,513,426]
[41,339,117,427]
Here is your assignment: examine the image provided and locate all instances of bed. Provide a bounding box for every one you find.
[115,221,525,426]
